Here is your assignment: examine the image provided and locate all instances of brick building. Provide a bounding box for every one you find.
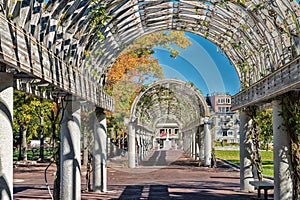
[206,93,240,144]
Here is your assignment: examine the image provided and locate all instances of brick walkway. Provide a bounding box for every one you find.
[13,150,265,199]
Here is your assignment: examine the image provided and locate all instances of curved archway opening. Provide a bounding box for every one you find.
[127,79,212,168]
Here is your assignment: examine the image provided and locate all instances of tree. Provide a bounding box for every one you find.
[280,93,300,199]
[13,91,56,160]
[105,31,192,129]
[256,108,273,150]
[37,97,53,160]
[47,98,61,200]
[13,91,39,160]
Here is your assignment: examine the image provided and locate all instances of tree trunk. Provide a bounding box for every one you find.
[39,120,44,160]
[82,128,88,166]
[39,130,44,160]
[20,128,27,161]
[39,98,45,160]
[18,129,22,160]
[51,100,61,199]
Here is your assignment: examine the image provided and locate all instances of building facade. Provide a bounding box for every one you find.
[207,93,240,144]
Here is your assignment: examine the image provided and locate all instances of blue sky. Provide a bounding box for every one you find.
[152,32,240,96]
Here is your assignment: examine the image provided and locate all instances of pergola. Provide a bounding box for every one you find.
[0,0,300,199]
[129,79,211,167]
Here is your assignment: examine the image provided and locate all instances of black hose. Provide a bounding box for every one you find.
[44,158,54,199]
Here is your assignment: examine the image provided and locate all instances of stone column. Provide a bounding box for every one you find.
[178,131,183,149]
[185,132,190,153]
[239,110,254,191]
[189,131,192,157]
[128,120,136,168]
[93,108,107,192]
[183,132,188,152]
[272,100,292,200]
[198,126,204,164]
[136,132,141,163]
[141,134,144,160]
[60,96,81,200]
[145,135,150,156]
[192,130,196,159]
[0,72,13,200]
[204,118,211,166]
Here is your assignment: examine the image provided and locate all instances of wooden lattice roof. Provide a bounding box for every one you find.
[1,0,300,110]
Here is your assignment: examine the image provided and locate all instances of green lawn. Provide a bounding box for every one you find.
[13,148,54,161]
[215,150,274,177]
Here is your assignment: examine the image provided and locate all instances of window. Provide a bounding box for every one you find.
[222,130,227,136]
[227,131,233,136]
[218,98,231,104]
[226,107,230,113]
[226,98,231,104]
[218,107,226,113]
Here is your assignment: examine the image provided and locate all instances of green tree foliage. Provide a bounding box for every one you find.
[131,31,192,57]
[256,108,273,150]
[280,93,300,200]
[13,91,55,160]
[89,0,111,40]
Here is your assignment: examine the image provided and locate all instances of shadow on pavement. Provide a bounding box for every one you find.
[14,186,49,194]
[142,151,168,166]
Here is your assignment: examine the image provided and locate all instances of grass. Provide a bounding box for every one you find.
[215,150,274,177]
[13,148,54,161]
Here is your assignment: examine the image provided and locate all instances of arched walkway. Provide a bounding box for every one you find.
[128,79,211,168]
[0,0,300,199]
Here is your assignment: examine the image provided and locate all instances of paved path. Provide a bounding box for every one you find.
[13,150,266,199]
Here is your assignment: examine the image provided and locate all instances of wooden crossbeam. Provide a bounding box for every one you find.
[232,56,300,110]
[0,14,114,112]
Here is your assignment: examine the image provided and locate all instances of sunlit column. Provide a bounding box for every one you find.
[93,108,107,192]
[178,130,183,149]
[0,72,13,200]
[198,126,204,164]
[204,117,211,166]
[272,100,292,200]
[188,130,193,157]
[192,130,196,159]
[60,96,81,200]
[128,120,136,168]
[136,131,140,164]
[239,110,254,191]
[187,132,191,154]
[141,130,145,159]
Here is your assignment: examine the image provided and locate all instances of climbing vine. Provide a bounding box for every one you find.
[245,106,263,181]
[280,92,300,200]
[89,0,111,40]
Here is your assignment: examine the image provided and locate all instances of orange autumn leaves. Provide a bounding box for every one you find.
[106,31,192,92]
[105,31,192,128]
[106,49,159,90]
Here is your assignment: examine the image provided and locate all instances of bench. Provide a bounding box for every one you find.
[249,180,274,200]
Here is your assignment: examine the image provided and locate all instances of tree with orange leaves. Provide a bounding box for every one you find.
[106,31,191,130]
